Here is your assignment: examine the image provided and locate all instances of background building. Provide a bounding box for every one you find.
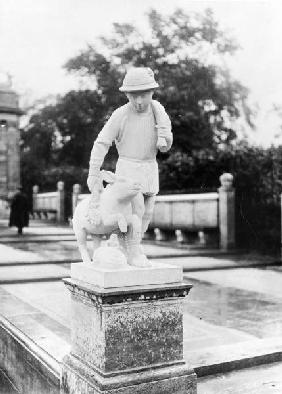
[0,76,22,200]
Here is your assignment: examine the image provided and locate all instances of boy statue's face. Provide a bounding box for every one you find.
[125,90,154,113]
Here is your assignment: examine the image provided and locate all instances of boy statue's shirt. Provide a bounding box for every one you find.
[89,100,172,192]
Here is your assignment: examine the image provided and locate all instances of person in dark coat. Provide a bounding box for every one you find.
[9,187,30,234]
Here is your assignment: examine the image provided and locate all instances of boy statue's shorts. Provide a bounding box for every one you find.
[116,157,159,196]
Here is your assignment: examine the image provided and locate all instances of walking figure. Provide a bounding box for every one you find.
[9,187,29,235]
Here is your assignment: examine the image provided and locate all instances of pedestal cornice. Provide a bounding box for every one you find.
[63,277,192,305]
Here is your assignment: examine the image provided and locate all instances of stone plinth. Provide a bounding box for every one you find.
[61,264,196,394]
[71,261,182,288]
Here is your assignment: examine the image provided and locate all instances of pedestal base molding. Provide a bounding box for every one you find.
[61,354,196,394]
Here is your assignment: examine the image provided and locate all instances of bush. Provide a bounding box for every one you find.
[159,143,282,253]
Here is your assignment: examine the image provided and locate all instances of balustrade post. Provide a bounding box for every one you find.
[32,185,39,215]
[57,181,65,223]
[72,184,81,217]
[218,173,235,250]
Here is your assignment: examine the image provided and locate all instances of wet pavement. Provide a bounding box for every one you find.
[1,219,282,392]
[184,276,282,339]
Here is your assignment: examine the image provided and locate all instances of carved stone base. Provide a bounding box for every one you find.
[61,274,196,394]
[61,354,196,394]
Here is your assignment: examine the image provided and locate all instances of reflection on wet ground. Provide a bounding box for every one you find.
[4,239,193,261]
[184,276,282,338]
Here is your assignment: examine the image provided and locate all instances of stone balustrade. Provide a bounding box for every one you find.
[72,172,235,250]
[32,173,235,248]
[32,181,65,223]
[150,193,219,244]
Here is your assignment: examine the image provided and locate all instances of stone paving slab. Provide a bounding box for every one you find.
[0,244,43,263]
[0,282,70,328]
[186,268,282,298]
[0,264,69,284]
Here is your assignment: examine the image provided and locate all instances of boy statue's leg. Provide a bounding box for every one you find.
[142,195,156,236]
[131,192,145,220]
[131,194,156,235]
[125,193,151,267]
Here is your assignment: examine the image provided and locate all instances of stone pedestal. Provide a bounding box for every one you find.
[61,262,196,394]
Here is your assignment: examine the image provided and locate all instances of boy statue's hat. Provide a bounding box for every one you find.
[119,67,159,92]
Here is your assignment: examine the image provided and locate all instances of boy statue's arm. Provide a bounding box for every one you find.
[152,100,173,153]
[87,110,121,193]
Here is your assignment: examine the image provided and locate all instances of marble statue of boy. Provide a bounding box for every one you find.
[87,67,172,262]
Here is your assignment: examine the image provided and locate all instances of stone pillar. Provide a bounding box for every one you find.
[61,262,197,394]
[32,185,39,214]
[218,173,235,250]
[72,184,81,217]
[57,181,65,223]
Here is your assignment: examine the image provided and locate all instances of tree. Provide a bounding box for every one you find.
[65,8,250,152]
[22,7,251,191]
[21,90,118,191]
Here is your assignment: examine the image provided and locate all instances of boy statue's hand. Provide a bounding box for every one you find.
[87,171,103,193]
[157,136,167,151]
[156,125,169,152]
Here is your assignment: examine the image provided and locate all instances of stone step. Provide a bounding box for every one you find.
[197,361,282,394]
[190,337,282,377]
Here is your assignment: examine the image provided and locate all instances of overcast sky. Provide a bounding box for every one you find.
[0,0,281,145]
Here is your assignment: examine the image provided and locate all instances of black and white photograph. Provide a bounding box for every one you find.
[0,0,282,392]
